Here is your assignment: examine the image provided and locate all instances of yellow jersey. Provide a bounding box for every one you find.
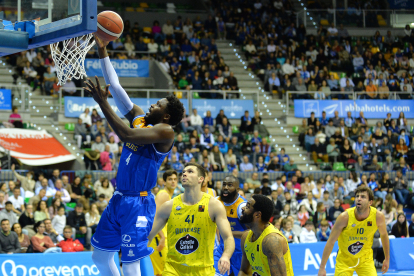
[166,193,216,267]
[244,224,294,276]
[338,206,377,259]
[207,188,216,197]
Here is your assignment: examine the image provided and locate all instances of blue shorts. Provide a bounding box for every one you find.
[213,246,242,276]
[91,190,156,263]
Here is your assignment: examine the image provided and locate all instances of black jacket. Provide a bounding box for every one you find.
[311,143,327,154]
[67,211,87,230]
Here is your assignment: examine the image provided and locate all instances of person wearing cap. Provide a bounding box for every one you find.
[299,220,318,243]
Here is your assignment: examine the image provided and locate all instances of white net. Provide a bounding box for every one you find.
[50,33,96,85]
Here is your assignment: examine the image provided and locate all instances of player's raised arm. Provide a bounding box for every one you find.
[376,210,390,274]
[318,211,348,276]
[148,200,173,243]
[238,231,252,276]
[94,34,144,123]
[262,234,287,276]
[85,77,175,145]
[210,197,235,275]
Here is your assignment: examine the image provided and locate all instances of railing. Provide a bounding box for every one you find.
[50,170,414,183]
[296,9,413,29]
[285,91,413,116]
[58,88,260,114]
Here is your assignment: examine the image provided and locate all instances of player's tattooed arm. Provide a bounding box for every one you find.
[238,231,252,276]
[262,234,287,276]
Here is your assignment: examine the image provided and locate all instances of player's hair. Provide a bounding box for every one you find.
[355,186,374,201]
[184,162,206,179]
[251,194,274,223]
[165,94,184,126]
[163,170,178,181]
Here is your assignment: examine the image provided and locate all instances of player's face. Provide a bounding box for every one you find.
[165,174,178,190]
[221,177,238,203]
[181,166,202,187]
[355,191,372,212]
[145,98,168,125]
[239,198,256,224]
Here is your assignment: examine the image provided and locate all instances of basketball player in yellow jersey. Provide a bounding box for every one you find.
[201,174,217,197]
[239,194,294,276]
[148,162,235,276]
[149,170,179,275]
[318,187,390,276]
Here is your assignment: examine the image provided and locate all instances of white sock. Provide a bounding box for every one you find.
[92,248,121,276]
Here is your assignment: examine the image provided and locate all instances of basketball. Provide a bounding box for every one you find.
[96,11,124,42]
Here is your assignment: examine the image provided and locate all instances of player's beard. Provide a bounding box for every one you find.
[239,211,254,224]
[145,112,163,126]
[221,189,238,203]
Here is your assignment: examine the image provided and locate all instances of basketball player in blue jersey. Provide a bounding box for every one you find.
[84,35,184,276]
[214,175,247,276]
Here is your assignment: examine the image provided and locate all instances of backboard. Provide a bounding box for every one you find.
[0,0,97,56]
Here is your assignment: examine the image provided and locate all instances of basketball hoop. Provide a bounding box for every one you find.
[50,33,96,85]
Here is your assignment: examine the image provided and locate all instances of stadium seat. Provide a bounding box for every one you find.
[232,125,240,134]
[142,27,152,34]
[136,8,145,12]
[378,20,387,27]
[292,126,299,134]
[333,162,346,171]
[126,7,135,11]
[377,162,383,168]
[143,38,151,43]
[193,92,201,99]
[371,47,380,54]
[392,47,399,54]
[340,72,346,79]
[174,91,183,99]
[140,3,149,8]
[320,19,329,26]
[66,202,76,209]
[377,14,384,20]
[65,123,75,131]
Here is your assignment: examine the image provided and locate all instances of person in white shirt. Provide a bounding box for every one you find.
[199,126,215,150]
[147,38,159,54]
[189,108,203,133]
[159,57,170,73]
[240,155,254,172]
[282,58,295,77]
[52,206,66,235]
[79,108,92,127]
[245,40,257,59]
[299,220,318,243]
[267,40,276,53]
[339,76,355,88]
[54,180,71,204]
[327,23,338,40]
[9,188,25,214]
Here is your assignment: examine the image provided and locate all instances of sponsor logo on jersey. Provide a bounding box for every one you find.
[367,221,372,226]
[176,205,182,211]
[348,241,364,255]
[198,205,205,212]
[352,224,356,227]
[128,249,135,257]
[230,209,234,215]
[175,234,199,255]
[257,244,260,251]
[122,234,131,243]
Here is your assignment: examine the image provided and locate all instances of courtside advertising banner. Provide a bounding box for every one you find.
[389,237,414,271]
[289,241,339,275]
[0,89,12,110]
[0,252,120,276]
[64,97,254,119]
[294,100,414,118]
[0,128,76,165]
[85,59,150,78]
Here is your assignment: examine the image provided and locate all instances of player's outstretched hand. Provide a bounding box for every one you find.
[218,255,230,275]
[93,33,110,48]
[317,268,326,276]
[84,76,110,104]
[382,258,389,274]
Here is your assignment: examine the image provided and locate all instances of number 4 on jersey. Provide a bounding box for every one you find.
[126,153,132,165]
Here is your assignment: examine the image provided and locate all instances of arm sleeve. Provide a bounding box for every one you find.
[100,57,134,116]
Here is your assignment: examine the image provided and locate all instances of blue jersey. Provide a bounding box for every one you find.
[116,115,173,192]
[217,195,247,255]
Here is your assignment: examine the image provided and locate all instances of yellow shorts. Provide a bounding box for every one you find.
[162,262,215,276]
[335,252,376,276]
[149,235,168,275]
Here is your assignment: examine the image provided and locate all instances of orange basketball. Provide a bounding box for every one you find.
[96,11,124,42]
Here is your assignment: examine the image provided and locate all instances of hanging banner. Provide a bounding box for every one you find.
[0,129,76,166]
[85,59,150,78]
[0,89,12,110]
